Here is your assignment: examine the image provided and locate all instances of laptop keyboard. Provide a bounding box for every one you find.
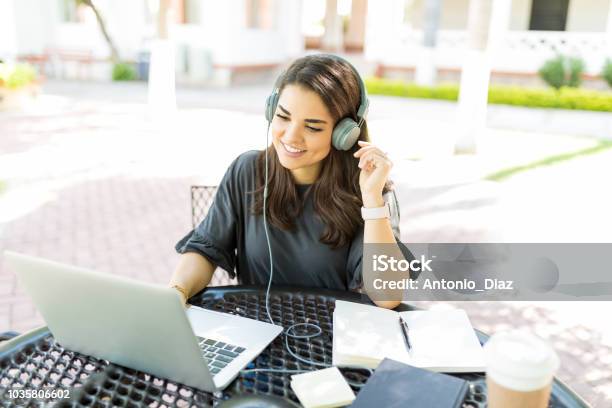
[196,336,246,375]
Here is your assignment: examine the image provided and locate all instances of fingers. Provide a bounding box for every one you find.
[353,141,393,172]
[358,150,392,171]
[354,142,387,159]
[354,146,379,158]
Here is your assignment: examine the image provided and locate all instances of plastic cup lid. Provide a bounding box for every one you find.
[484,330,560,380]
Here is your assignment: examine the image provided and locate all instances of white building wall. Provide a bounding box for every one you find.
[567,0,610,32]
[404,0,424,29]
[277,0,305,59]
[13,0,59,55]
[404,0,469,30]
[226,0,283,64]
[364,0,405,61]
[403,0,612,32]
[5,0,304,82]
[440,0,469,29]
[508,0,531,30]
[404,0,529,31]
[0,0,18,60]
[508,0,611,32]
[104,0,149,60]
[54,23,108,58]
[174,0,302,66]
[54,0,148,60]
[365,0,609,76]
[10,0,149,60]
[225,0,302,64]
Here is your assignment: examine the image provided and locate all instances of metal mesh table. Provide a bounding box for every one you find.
[0,286,588,407]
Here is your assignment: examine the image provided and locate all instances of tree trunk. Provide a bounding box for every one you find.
[80,0,120,63]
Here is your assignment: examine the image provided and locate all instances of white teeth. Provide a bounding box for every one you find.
[283,142,305,153]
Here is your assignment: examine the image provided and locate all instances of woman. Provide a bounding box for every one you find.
[169,54,412,309]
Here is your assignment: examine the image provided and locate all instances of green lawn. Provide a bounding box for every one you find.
[485,140,612,181]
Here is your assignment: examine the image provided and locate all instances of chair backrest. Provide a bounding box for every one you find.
[190,185,236,286]
[190,185,218,229]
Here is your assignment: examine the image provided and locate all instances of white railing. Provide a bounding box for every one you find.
[499,31,609,73]
[378,29,610,75]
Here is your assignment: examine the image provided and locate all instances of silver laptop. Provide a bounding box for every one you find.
[4,251,283,392]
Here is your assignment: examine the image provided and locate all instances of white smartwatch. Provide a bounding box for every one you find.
[361,202,390,220]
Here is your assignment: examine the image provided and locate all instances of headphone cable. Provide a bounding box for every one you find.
[245,109,373,388]
[262,121,330,368]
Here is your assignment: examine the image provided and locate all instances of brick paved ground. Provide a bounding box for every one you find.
[1,85,611,406]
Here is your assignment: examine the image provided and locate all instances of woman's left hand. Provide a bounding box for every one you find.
[354,141,393,207]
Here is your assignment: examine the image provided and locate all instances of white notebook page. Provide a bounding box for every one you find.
[333,300,485,372]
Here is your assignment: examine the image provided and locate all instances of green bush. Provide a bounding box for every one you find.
[0,63,37,89]
[364,77,612,112]
[602,59,612,89]
[365,78,459,101]
[112,62,137,81]
[538,55,585,89]
[488,86,612,112]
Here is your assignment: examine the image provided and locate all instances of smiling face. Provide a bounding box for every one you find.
[271,84,335,185]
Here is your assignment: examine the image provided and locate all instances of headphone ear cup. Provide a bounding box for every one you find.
[265,91,279,123]
[332,118,361,151]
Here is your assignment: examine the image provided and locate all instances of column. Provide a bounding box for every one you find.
[415,0,443,86]
[148,0,177,117]
[454,0,511,154]
[322,0,343,52]
[345,0,368,52]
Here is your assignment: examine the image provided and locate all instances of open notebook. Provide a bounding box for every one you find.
[332,300,485,372]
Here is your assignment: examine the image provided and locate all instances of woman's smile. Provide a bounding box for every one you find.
[280,141,307,157]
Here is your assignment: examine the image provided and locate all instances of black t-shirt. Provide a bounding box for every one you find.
[175,150,412,291]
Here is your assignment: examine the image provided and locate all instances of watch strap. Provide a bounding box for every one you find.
[361,202,391,220]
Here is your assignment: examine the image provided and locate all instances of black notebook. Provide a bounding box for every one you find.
[351,358,470,408]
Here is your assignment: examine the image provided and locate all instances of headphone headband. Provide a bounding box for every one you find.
[323,54,369,122]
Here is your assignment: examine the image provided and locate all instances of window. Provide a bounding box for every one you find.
[529,0,569,31]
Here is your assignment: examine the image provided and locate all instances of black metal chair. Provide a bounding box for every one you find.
[190,185,237,286]
[190,185,218,229]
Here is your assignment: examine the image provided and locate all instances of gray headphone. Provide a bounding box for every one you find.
[264,54,369,151]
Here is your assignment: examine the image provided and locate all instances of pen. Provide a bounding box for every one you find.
[399,316,412,351]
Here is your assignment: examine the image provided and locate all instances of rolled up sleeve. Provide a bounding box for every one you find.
[175,157,241,279]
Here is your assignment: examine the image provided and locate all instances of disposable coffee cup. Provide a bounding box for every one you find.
[484,330,560,408]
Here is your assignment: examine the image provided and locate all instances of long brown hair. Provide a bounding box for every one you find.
[251,55,390,249]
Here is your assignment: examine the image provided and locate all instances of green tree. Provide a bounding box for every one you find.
[602,59,612,89]
[538,55,585,89]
